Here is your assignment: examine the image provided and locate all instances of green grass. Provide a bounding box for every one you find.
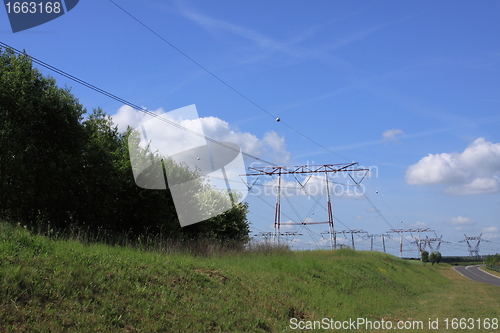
[1,221,499,332]
[481,266,500,278]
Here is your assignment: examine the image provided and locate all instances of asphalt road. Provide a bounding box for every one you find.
[454,265,500,287]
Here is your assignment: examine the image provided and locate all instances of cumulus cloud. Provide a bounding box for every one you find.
[406,138,500,195]
[411,221,427,228]
[482,226,500,240]
[113,105,146,132]
[482,226,499,233]
[112,105,291,164]
[444,216,476,229]
[382,128,404,141]
[275,220,296,230]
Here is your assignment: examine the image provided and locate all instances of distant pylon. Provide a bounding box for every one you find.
[364,234,391,253]
[325,230,367,250]
[422,235,450,252]
[459,234,490,258]
[387,228,433,258]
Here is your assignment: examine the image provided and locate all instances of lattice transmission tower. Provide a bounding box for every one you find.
[459,234,490,258]
[321,229,367,250]
[364,234,391,253]
[243,163,368,249]
[422,235,450,252]
[387,228,434,258]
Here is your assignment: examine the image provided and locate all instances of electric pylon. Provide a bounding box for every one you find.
[364,234,391,252]
[243,163,368,249]
[254,231,302,242]
[422,235,449,252]
[323,229,367,250]
[459,234,490,258]
[387,228,433,258]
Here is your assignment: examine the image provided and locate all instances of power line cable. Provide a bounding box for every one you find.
[108,0,351,163]
[0,41,277,169]
[1,26,402,244]
[362,192,395,230]
[366,178,403,223]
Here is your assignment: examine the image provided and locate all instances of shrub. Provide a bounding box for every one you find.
[429,252,437,265]
[420,250,429,263]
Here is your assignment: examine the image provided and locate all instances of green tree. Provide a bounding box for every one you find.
[421,250,429,263]
[76,108,130,230]
[435,252,442,264]
[0,47,85,226]
[488,253,500,266]
[122,126,251,242]
[0,46,251,244]
[429,252,437,265]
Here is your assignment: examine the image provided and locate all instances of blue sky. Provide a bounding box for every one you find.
[2,0,499,256]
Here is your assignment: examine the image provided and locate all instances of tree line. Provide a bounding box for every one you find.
[485,254,499,267]
[0,47,250,243]
[420,250,442,265]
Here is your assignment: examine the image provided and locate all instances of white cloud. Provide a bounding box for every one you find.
[261,178,300,197]
[482,232,500,240]
[480,227,500,240]
[177,6,380,64]
[112,105,291,164]
[353,215,365,220]
[411,221,427,228]
[261,131,291,164]
[406,138,500,195]
[113,105,146,133]
[482,226,499,233]
[382,128,404,141]
[277,220,296,230]
[444,177,500,195]
[444,216,476,226]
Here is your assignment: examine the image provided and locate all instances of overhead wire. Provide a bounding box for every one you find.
[107,0,405,245]
[0,43,389,239]
[107,0,351,163]
[2,0,406,249]
[366,177,403,223]
[0,40,353,248]
[362,192,395,230]
[0,41,278,169]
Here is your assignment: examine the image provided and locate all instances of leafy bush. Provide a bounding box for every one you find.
[421,250,429,263]
[429,252,437,265]
[435,252,442,264]
[486,253,499,266]
[0,47,250,244]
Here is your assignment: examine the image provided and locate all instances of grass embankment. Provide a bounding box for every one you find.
[1,221,499,332]
[481,266,500,278]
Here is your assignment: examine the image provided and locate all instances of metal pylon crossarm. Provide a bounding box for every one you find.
[242,163,369,250]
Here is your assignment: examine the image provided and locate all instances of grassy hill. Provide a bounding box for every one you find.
[1,221,499,332]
